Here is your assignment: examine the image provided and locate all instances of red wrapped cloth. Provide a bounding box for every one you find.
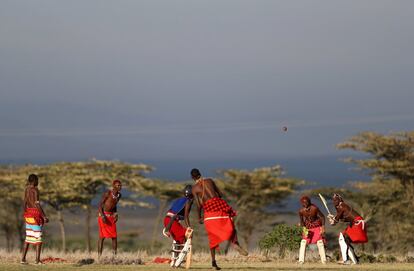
[303,227,325,244]
[98,211,117,238]
[163,215,186,244]
[343,216,368,243]
[302,208,326,244]
[203,197,237,249]
[24,208,44,225]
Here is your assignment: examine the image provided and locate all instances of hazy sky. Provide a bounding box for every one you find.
[1,1,413,162]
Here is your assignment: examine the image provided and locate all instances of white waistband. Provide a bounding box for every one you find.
[354,219,366,230]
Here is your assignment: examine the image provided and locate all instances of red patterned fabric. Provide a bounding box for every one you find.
[24,208,44,225]
[343,216,368,243]
[203,197,237,249]
[202,197,236,217]
[303,226,326,244]
[305,220,322,229]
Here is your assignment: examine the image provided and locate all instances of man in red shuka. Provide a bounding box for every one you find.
[190,168,248,270]
[98,180,122,257]
[298,195,327,264]
[163,185,193,244]
[328,193,368,265]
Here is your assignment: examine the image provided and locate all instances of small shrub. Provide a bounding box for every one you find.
[405,256,414,263]
[385,255,397,263]
[358,252,376,263]
[258,224,303,258]
[377,254,397,263]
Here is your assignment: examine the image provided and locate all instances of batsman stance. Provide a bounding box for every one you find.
[163,184,193,243]
[298,195,327,264]
[328,193,368,265]
[190,168,248,270]
[163,185,194,267]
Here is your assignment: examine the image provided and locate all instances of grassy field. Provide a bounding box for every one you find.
[1,249,413,271]
[1,262,414,271]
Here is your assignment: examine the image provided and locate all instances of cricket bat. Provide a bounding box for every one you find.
[318,193,332,215]
[185,236,192,269]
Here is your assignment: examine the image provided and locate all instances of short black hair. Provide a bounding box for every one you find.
[190,168,201,179]
[27,174,38,184]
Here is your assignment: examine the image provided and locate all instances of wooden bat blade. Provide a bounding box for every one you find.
[185,238,192,269]
[318,193,332,215]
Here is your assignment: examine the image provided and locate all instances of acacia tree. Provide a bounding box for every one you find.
[36,160,153,252]
[218,165,304,247]
[0,165,31,250]
[60,160,153,252]
[0,160,155,252]
[337,131,414,252]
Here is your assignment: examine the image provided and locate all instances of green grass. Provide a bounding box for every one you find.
[1,263,414,271]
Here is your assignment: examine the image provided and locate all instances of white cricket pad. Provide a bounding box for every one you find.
[347,246,357,264]
[316,240,327,264]
[298,239,307,263]
[338,233,357,264]
[338,233,348,262]
[174,238,192,267]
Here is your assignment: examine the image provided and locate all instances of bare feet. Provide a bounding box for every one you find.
[212,260,221,270]
[234,244,248,256]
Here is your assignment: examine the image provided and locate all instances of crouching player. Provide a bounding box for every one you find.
[328,193,368,265]
[163,185,193,243]
[163,185,194,267]
[298,195,327,264]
